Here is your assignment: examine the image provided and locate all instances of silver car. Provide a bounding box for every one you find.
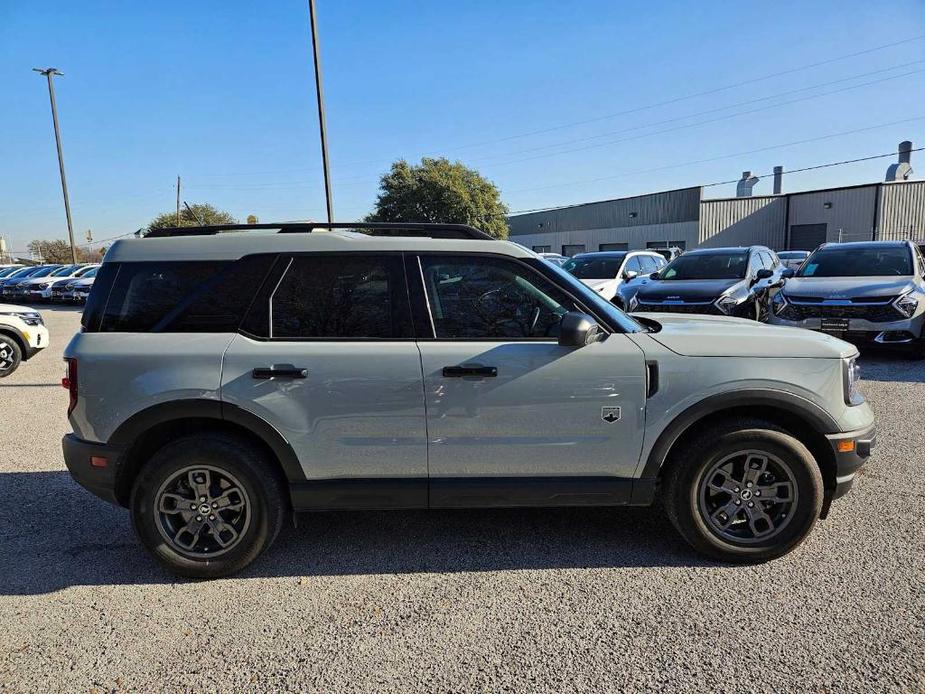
[61,222,876,578]
[769,241,925,357]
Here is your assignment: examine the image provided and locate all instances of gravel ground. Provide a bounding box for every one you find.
[0,306,923,693]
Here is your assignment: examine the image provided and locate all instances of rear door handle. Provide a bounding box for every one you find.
[442,365,498,378]
[252,366,308,379]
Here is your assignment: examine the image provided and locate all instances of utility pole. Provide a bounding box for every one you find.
[308,0,334,223]
[176,176,181,226]
[33,67,78,264]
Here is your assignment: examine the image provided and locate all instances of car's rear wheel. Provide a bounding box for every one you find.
[664,419,823,562]
[0,335,22,378]
[131,433,287,578]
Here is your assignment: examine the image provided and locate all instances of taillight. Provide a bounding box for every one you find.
[63,357,78,415]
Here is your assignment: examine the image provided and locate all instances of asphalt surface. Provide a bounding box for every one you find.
[0,306,923,693]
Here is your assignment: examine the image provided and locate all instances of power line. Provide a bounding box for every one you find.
[474,68,925,169]
[503,115,925,198]
[504,147,924,217]
[336,33,925,167]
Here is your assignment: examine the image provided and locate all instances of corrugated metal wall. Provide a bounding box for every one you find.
[511,222,699,254]
[699,196,786,249]
[787,185,877,243]
[508,187,700,237]
[876,181,925,241]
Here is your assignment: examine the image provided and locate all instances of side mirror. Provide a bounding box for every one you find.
[622,270,638,281]
[648,272,660,280]
[558,311,602,348]
[780,267,795,279]
[755,268,773,281]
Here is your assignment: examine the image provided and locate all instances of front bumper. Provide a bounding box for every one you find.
[62,434,124,506]
[826,423,876,500]
[769,313,924,345]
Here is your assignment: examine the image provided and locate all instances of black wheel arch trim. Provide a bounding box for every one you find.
[640,389,840,480]
[107,399,305,483]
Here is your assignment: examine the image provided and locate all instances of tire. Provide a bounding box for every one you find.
[130,433,288,578]
[663,418,823,563]
[0,335,22,378]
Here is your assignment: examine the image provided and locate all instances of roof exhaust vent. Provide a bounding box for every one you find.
[736,171,759,197]
[773,166,784,195]
[885,140,913,182]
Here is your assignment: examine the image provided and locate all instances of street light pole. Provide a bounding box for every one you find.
[308,0,334,223]
[33,67,78,264]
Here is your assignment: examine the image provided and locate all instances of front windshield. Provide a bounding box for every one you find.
[27,266,59,278]
[0,267,20,278]
[562,254,626,280]
[798,246,912,277]
[543,261,643,333]
[658,252,748,280]
[51,265,78,276]
[8,267,40,279]
[80,267,99,279]
[777,251,807,260]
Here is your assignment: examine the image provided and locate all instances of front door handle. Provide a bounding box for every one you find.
[252,365,308,379]
[442,364,498,378]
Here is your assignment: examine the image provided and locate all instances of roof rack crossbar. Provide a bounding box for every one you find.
[144,221,494,240]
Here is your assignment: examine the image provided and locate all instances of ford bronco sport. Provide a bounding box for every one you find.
[62,222,876,578]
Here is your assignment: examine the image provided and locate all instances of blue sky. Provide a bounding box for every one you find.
[1,0,924,255]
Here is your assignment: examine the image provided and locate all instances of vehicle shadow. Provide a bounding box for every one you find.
[0,471,708,595]
[858,352,925,384]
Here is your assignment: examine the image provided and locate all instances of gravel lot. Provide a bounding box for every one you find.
[1,306,923,693]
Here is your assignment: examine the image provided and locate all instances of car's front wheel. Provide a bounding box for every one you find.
[0,335,22,377]
[664,419,823,562]
[131,433,287,578]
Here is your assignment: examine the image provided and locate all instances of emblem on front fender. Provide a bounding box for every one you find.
[601,407,622,423]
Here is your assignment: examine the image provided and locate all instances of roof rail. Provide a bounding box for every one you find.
[144,221,495,240]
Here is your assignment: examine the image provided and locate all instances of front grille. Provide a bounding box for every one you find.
[636,301,721,315]
[779,297,901,322]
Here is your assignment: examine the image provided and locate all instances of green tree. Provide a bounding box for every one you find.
[147,203,237,232]
[366,158,509,239]
[27,239,74,263]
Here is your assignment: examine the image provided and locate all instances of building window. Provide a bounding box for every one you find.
[562,244,586,257]
[599,243,629,251]
[532,245,552,253]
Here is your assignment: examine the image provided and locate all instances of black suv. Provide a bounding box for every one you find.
[630,246,785,320]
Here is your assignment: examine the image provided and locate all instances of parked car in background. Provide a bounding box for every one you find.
[630,246,785,321]
[31,264,99,302]
[562,250,667,306]
[18,264,93,302]
[769,241,925,357]
[53,266,99,303]
[777,250,810,272]
[538,252,568,266]
[0,265,25,277]
[647,246,684,263]
[59,269,99,303]
[0,265,62,299]
[0,303,48,377]
[62,222,875,578]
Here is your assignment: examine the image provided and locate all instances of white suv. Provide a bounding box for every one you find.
[62,222,875,578]
[0,304,49,377]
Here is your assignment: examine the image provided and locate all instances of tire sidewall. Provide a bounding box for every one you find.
[0,335,22,377]
[670,428,823,561]
[131,436,283,578]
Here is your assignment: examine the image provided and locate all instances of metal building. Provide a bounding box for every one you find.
[507,144,925,255]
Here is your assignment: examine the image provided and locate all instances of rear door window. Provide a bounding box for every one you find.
[268,255,411,339]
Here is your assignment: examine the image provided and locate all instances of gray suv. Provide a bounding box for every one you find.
[769,241,925,357]
[62,223,876,578]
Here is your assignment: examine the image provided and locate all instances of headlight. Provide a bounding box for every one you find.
[0,311,43,326]
[893,290,920,318]
[843,356,864,406]
[771,292,788,315]
[714,294,740,314]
